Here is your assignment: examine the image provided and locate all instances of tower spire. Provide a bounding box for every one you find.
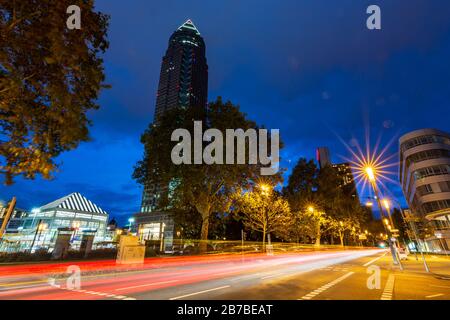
[177,19,201,35]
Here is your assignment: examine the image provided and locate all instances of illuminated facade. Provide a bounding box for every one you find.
[399,128,450,251]
[153,19,208,121]
[332,162,359,200]
[1,193,109,252]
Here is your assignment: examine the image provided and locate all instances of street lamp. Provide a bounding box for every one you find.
[259,184,271,196]
[308,206,315,213]
[128,218,135,232]
[363,166,402,268]
[365,166,376,182]
[382,199,395,227]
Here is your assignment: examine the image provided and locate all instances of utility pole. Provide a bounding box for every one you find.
[0,197,17,240]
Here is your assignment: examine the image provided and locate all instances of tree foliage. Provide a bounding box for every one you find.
[234,187,291,247]
[0,1,109,184]
[284,158,369,246]
[133,97,283,251]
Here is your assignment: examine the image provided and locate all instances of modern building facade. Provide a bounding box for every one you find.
[135,20,209,251]
[332,162,359,200]
[0,193,109,252]
[399,128,450,251]
[0,204,28,233]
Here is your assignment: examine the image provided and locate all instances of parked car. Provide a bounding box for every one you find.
[397,247,409,260]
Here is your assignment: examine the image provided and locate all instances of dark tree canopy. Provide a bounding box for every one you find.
[284,157,371,245]
[0,0,109,184]
[133,97,283,248]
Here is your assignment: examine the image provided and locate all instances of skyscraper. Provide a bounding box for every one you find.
[153,19,208,121]
[316,147,332,169]
[135,20,209,251]
[316,147,359,200]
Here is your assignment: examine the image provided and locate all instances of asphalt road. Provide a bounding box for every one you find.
[1,249,450,300]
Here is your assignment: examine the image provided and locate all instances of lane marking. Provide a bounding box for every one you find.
[430,285,450,289]
[60,286,137,300]
[299,272,354,300]
[380,274,395,300]
[0,279,48,287]
[169,285,231,300]
[115,280,179,291]
[363,252,387,267]
[426,293,444,299]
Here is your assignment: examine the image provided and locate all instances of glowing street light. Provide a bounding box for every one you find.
[259,184,272,196]
[382,199,390,210]
[349,144,402,268]
[128,217,135,232]
[308,206,315,213]
[38,223,48,232]
[365,166,376,182]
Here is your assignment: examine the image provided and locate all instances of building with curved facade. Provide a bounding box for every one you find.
[399,128,450,251]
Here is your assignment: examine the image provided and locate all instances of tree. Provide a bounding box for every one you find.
[234,187,291,249]
[284,158,371,246]
[0,1,109,184]
[133,97,283,252]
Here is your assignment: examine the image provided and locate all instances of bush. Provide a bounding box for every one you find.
[0,250,51,263]
[0,248,117,263]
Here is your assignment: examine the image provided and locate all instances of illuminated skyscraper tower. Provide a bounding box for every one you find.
[135,20,209,250]
[153,19,208,121]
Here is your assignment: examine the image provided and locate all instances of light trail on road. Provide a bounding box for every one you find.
[0,249,385,300]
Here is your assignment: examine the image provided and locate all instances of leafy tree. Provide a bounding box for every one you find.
[133,97,283,252]
[284,158,370,246]
[234,186,291,249]
[0,1,109,184]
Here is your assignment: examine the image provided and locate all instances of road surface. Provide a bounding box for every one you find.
[1,249,450,300]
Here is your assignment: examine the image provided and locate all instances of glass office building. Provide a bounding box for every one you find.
[1,193,109,252]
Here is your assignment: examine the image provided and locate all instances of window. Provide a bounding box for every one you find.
[406,149,449,167]
[439,181,450,193]
[421,199,450,214]
[417,184,433,196]
[414,165,450,180]
[401,135,450,153]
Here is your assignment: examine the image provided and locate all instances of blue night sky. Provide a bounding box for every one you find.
[2,0,450,225]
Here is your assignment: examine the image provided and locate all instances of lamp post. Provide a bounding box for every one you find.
[364,167,402,269]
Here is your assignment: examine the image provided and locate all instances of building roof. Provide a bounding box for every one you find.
[177,19,201,35]
[39,193,107,215]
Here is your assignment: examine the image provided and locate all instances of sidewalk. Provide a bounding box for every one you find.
[397,253,450,279]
